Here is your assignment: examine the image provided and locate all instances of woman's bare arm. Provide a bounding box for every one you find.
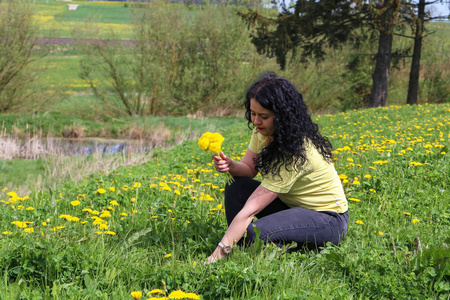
[213,149,258,178]
[206,185,278,263]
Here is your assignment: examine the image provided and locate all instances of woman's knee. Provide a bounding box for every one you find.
[224,177,259,204]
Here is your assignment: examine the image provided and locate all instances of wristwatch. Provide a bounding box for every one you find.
[218,242,232,255]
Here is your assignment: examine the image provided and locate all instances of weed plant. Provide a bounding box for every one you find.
[0,104,449,299]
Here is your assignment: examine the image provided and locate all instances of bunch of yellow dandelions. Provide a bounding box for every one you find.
[198,132,234,184]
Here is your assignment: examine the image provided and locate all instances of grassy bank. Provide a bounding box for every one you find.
[0,103,449,299]
[0,113,243,194]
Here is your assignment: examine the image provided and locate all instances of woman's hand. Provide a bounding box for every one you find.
[205,246,228,264]
[212,152,232,173]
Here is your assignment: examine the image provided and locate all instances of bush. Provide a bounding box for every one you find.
[78,0,263,117]
[0,1,48,113]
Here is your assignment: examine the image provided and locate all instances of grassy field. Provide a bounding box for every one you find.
[1,3,449,298]
[0,103,449,299]
[35,0,133,38]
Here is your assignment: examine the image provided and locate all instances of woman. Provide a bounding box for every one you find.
[207,72,348,263]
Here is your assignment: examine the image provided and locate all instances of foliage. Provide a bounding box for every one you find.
[1,0,447,116]
[238,0,425,108]
[0,1,49,113]
[0,103,449,298]
[77,0,261,117]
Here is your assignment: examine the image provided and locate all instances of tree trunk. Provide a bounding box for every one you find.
[369,0,396,107]
[369,30,393,107]
[406,0,425,105]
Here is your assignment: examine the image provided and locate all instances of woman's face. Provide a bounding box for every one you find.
[250,98,275,137]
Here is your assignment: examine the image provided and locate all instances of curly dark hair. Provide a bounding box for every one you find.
[244,72,333,177]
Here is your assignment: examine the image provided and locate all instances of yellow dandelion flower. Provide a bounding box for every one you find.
[3,231,12,235]
[105,231,116,235]
[168,290,186,299]
[202,132,213,139]
[97,188,106,194]
[412,218,419,224]
[7,191,18,198]
[164,253,172,258]
[338,174,348,180]
[209,142,221,154]
[148,289,164,295]
[184,292,200,299]
[403,212,411,216]
[110,200,119,206]
[198,137,210,151]
[11,221,31,228]
[378,231,384,236]
[348,198,360,202]
[70,200,81,206]
[130,291,143,299]
[100,211,111,218]
[211,132,225,143]
[355,220,364,225]
[24,228,34,233]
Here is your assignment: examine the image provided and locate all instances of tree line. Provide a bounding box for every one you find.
[0,0,449,116]
[240,0,450,107]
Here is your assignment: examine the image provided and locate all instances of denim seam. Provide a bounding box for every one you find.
[260,220,332,241]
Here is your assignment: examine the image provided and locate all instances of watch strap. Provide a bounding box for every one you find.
[218,242,232,254]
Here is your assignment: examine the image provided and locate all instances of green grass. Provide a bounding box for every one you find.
[33,0,133,38]
[0,158,48,189]
[53,3,131,25]
[0,104,449,299]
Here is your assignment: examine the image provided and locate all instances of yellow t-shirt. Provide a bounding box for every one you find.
[248,130,348,213]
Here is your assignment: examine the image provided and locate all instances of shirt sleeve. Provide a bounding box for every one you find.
[248,128,268,154]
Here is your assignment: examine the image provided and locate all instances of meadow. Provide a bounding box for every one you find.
[1,103,449,299]
[1,1,450,298]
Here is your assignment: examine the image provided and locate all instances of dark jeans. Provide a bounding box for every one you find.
[225,177,349,251]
